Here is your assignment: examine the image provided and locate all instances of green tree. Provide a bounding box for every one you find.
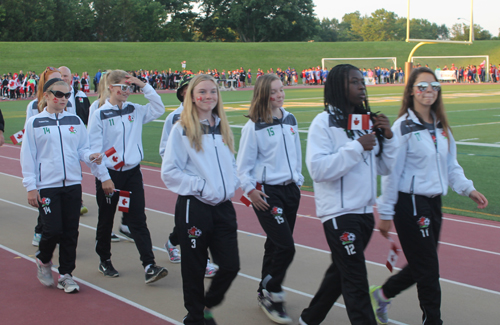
[337,11,363,41]
[359,9,403,41]
[196,0,317,42]
[451,23,492,41]
[313,17,338,42]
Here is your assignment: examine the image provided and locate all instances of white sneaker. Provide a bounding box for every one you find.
[36,258,54,286]
[57,274,80,293]
[165,240,181,264]
[32,233,42,246]
[205,259,218,278]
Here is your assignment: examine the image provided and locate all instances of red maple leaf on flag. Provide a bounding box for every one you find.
[112,156,118,162]
[17,134,23,139]
[354,118,360,125]
[122,198,128,205]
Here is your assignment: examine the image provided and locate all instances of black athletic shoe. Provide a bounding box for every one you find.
[99,260,119,277]
[145,265,168,284]
[111,232,120,242]
[119,226,134,242]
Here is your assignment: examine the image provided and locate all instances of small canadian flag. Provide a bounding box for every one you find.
[348,114,371,131]
[10,129,25,145]
[105,147,124,170]
[240,183,263,207]
[386,239,401,273]
[118,190,130,213]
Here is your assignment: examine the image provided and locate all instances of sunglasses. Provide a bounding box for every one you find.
[112,84,133,92]
[49,90,71,99]
[414,81,441,92]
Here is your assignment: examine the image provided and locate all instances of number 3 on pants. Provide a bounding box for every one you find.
[191,239,196,248]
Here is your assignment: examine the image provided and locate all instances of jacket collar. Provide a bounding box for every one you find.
[41,107,69,119]
[405,108,438,126]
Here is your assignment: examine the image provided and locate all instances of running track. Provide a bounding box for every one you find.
[1,143,500,294]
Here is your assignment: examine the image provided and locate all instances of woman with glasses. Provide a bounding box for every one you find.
[371,67,488,325]
[88,69,168,284]
[21,78,102,293]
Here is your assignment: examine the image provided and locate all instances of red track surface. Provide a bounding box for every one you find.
[2,143,500,296]
[0,248,175,324]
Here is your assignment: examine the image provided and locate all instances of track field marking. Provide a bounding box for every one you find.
[0,243,183,325]
[0,197,409,325]
[1,181,500,299]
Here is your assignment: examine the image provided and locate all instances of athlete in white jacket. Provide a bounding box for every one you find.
[371,67,488,325]
[161,74,240,325]
[88,70,168,284]
[300,65,398,325]
[237,74,303,324]
[21,79,101,293]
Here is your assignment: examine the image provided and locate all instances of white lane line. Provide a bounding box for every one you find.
[1,195,499,300]
[0,243,183,325]
[0,197,410,325]
[455,142,500,148]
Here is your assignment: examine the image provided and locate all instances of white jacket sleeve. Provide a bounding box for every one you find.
[376,126,408,221]
[20,119,38,192]
[446,131,475,196]
[375,132,399,176]
[236,121,259,194]
[306,117,364,183]
[161,125,206,195]
[88,111,111,182]
[159,112,175,159]
[139,84,165,124]
[24,101,36,129]
[295,127,305,187]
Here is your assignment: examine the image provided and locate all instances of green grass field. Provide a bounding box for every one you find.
[2,83,499,221]
[1,41,499,76]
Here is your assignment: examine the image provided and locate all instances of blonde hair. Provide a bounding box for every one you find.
[39,81,70,110]
[37,67,61,112]
[248,74,280,124]
[99,70,128,107]
[97,70,110,107]
[180,74,234,153]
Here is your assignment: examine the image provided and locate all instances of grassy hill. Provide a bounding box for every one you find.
[1,41,499,76]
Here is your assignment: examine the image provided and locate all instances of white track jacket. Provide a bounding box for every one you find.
[237,108,304,194]
[306,109,399,222]
[21,109,92,192]
[159,103,183,158]
[376,109,475,220]
[161,116,240,206]
[88,84,164,182]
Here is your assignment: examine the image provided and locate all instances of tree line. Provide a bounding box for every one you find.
[0,0,497,42]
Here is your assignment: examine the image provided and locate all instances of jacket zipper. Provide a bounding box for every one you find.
[433,123,444,194]
[119,108,126,171]
[56,115,67,186]
[137,144,143,160]
[340,177,344,208]
[212,131,226,202]
[280,122,294,181]
[410,175,417,216]
[39,163,42,182]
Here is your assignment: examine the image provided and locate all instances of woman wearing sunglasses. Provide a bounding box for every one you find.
[88,69,168,284]
[21,78,102,293]
[371,67,488,325]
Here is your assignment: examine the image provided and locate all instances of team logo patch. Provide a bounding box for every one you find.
[417,217,430,228]
[69,126,76,134]
[441,130,447,139]
[128,115,134,123]
[340,232,356,245]
[78,97,83,103]
[188,226,202,238]
[41,197,51,207]
[290,127,295,135]
[271,206,283,217]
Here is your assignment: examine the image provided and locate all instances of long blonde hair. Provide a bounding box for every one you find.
[97,70,110,106]
[248,74,280,124]
[99,70,128,107]
[180,74,234,153]
[399,67,451,146]
[37,67,61,112]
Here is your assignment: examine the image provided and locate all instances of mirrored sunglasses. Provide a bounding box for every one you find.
[112,84,133,92]
[414,81,441,92]
[49,90,71,99]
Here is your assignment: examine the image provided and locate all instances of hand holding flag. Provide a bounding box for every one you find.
[386,237,402,273]
[89,153,102,164]
[348,114,371,130]
[240,183,269,211]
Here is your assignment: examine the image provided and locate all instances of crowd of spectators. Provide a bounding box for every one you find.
[3,63,499,101]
